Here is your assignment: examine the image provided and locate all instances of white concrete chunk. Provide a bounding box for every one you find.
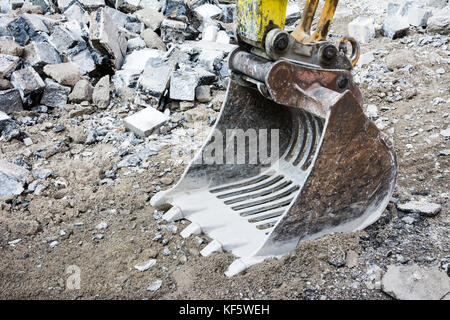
[348,17,376,43]
[123,107,168,137]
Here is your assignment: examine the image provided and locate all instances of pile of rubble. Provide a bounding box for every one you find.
[0,0,246,141]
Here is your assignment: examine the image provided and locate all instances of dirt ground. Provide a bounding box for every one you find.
[0,4,449,300]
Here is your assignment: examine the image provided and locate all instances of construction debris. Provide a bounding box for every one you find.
[123,106,168,137]
[397,199,442,217]
[381,265,450,300]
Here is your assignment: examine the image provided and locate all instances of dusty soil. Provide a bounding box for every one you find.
[0,3,449,300]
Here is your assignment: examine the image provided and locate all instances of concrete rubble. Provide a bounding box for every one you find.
[0,158,30,197]
[381,265,450,300]
[123,106,168,137]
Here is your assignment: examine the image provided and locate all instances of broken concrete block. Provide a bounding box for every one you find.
[382,265,450,300]
[170,69,197,101]
[160,18,190,43]
[197,49,225,72]
[68,79,93,103]
[63,3,90,25]
[127,37,147,52]
[10,67,45,105]
[112,48,164,89]
[103,6,128,28]
[64,20,89,41]
[0,159,29,197]
[0,39,24,57]
[49,25,79,53]
[0,112,21,142]
[141,28,166,51]
[137,57,173,100]
[195,85,211,103]
[113,48,163,88]
[348,17,376,43]
[0,89,23,114]
[124,20,144,33]
[406,6,433,27]
[40,78,71,107]
[122,48,162,72]
[123,106,168,137]
[397,199,442,217]
[21,13,49,34]
[382,16,410,39]
[67,49,96,75]
[135,8,164,30]
[0,53,20,78]
[428,6,450,34]
[194,65,216,85]
[394,1,433,27]
[194,3,222,21]
[202,25,218,42]
[23,41,61,71]
[6,16,38,46]
[216,30,230,44]
[92,75,110,109]
[89,8,127,69]
[163,0,187,17]
[43,62,82,87]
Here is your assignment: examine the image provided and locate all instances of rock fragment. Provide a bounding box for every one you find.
[123,107,168,137]
[385,49,416,70]
[89,8,127,69]
[0,159,29,197]
[23,41,61,71]
[0,39,24,57]
[40,78,71,107]
[170,69,197,101]
[141,28,166,51]
[147,279,162,291]
[0,53,20,78]
[195,85,211,102]
[48,25,79,53]
[10,66,45,105]
[428,6,450,34]
[397,200,442,217]
[0,89,23,113]
[348,17,376,43]
[134,259,156,272]
[135,8,164,30]
[43,62,82,87]
[68,79,93,103]
[92,75,110,109]
[382,265,450,300]
[137,57,173,101]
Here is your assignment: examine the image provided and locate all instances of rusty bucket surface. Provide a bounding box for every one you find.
[151,49,397,276]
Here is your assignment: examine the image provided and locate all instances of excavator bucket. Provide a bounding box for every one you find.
[151,0,397,276]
